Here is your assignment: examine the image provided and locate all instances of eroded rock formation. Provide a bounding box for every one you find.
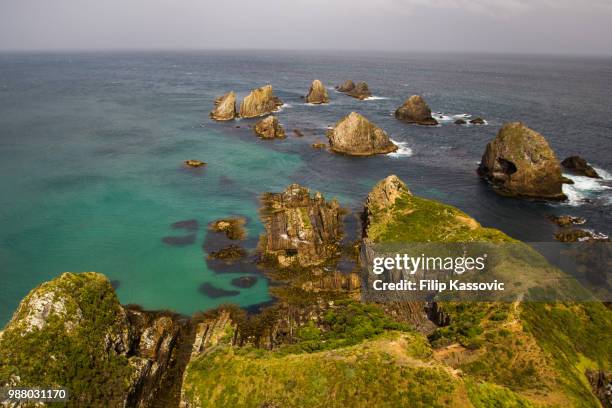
[258,184,344,268]
[305,79,329,104]
[253,115,286,139]
[336,80,371,100]
[239,85,283,118]
[327,112,397,156]
[394,95,438,125]
[210,91,236,121]
[478,122,567,200]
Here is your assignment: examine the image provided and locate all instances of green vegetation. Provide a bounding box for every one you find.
[466,381,538,408]
[182,335,460,408]
[0,272,134,407]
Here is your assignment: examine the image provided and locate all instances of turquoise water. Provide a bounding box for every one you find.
[1,52,611,326]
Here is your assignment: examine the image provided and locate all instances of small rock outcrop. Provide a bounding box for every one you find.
[336,80,371,100]
[209,217,247,240]
[585,369,612,408]
[546,215,586,227]
[258,184,344,268]
[253,116,286,139]
[477,122,567,200]
[184,160,206,168]
[394,95,438,125]
[470,117,486,125]
[239,85,283,118]
[210,91,236,121]
[336,80,355,92]
[561,156,601,178]
[455,119,467,125]
[327,112,398,156]
[305,79,329,104]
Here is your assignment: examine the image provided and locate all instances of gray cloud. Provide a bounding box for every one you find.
[0,0,611,55]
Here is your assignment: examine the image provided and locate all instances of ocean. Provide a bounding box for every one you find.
[1,50,611,326]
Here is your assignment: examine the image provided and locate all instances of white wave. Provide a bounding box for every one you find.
[594,166,612,180]
[364,96,389,101]
[561,171,612,206]
[432,113,453,122]
[388,140,413,158]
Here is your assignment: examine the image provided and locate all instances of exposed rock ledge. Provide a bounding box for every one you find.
[239,85,283,118]
[335,80,372,100]
[327,112,397,156]
[561,155,601,179]
[478,122,567,200]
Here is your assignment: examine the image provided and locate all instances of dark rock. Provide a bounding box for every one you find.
[209,217,247,241]
[311,142,327,149]
[554,228,610,243]
[171,219,199,232]
[231,276,258,288]
[394,95,438,125]
[335,80,355,92]
[327,112,397,156]
[546,215,586,227]
[477,122,567,200]
[293,129,304,137]
[198,283,240,298]
[561,156,601,178]
[336,80,371,100]
[258,184,344,268]
[454,119,467,125]
[208,245,248,262]
[162,234,197,246]
[585,369,612,408]
[469,117,486,125]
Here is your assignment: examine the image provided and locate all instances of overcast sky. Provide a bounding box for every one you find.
[1,0,611,55]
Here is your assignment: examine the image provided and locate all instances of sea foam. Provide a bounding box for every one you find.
[388,140,413,158]
[562,166,612,206]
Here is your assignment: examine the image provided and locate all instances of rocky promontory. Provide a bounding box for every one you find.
[478,122,567,200]
[258,184,344,268]
[327,112,398,156]
[394,95,438,125]
[210,91,236,121]
[0,272,191,407]
[253,115,286,139]
[239,85,283,118]
[561,155,601,178]
[335,80,371,100]
[305,79,329,104]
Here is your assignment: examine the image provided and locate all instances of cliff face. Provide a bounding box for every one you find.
[239,85,283,118]
[394,95,438,125]
[327,112,398,156]
[478,122,566,200]
[0,272,190,408]
[305,79,329,104]
[209,91,236,121]
[258,184,344,268]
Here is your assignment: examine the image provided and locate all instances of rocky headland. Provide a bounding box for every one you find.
[239,85,283,118]
[478,122,567,200]
[327,112,398,156]
[305,79,329,104]
[394,95,438,125]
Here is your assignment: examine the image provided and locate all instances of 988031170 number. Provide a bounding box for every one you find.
[1,387,69,402]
